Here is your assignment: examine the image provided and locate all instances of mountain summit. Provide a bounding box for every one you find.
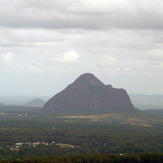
[74,73,104,86]
[42,73,135,113]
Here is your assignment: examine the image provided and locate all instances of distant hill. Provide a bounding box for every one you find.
[0,105,41,112]
[0,95,50,106]
[144,109,163,115]
[23,98,45,107]
[0,102,4,106]
[129,94,163,110]
[42,73,136,114]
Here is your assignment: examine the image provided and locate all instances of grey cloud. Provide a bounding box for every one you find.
[0,0,163,30]
[1,0,163,95]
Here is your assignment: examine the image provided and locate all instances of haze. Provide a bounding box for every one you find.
[0,0,163,97]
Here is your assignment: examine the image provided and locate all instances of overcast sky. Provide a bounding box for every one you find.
[0,0,163,96]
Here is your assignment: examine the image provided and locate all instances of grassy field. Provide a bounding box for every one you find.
[60,112,162,128]
[0,108,163,159]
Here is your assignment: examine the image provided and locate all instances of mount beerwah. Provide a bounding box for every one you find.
[42,73,136,114]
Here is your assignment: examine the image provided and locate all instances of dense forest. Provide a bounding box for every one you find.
[1,153,163,163]
[0,107,163,161]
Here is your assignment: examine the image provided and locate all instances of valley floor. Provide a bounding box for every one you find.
[0,107,163,161]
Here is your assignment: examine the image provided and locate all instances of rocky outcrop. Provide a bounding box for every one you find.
[42,73,135,113]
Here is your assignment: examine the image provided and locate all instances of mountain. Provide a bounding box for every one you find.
[42,73,136,114]
[129,94,163,110]
[23,98,45,107]
[0,95,50,106]
[0,102,4,106]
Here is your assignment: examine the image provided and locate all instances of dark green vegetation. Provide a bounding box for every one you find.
[1,153,163,163]
[0,106,163,161]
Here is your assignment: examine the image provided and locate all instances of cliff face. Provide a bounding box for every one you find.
[42,73,135,113]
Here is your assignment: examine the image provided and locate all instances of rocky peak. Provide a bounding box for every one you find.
[74,73,104,87]
[42,73,136,114]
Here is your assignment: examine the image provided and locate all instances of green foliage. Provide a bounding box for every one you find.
[5,153,163,163]
[0,109,163,161]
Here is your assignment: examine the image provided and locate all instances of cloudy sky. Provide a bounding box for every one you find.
[0,0,163,96]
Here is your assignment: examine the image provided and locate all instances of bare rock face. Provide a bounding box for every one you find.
[42,73,135,113]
